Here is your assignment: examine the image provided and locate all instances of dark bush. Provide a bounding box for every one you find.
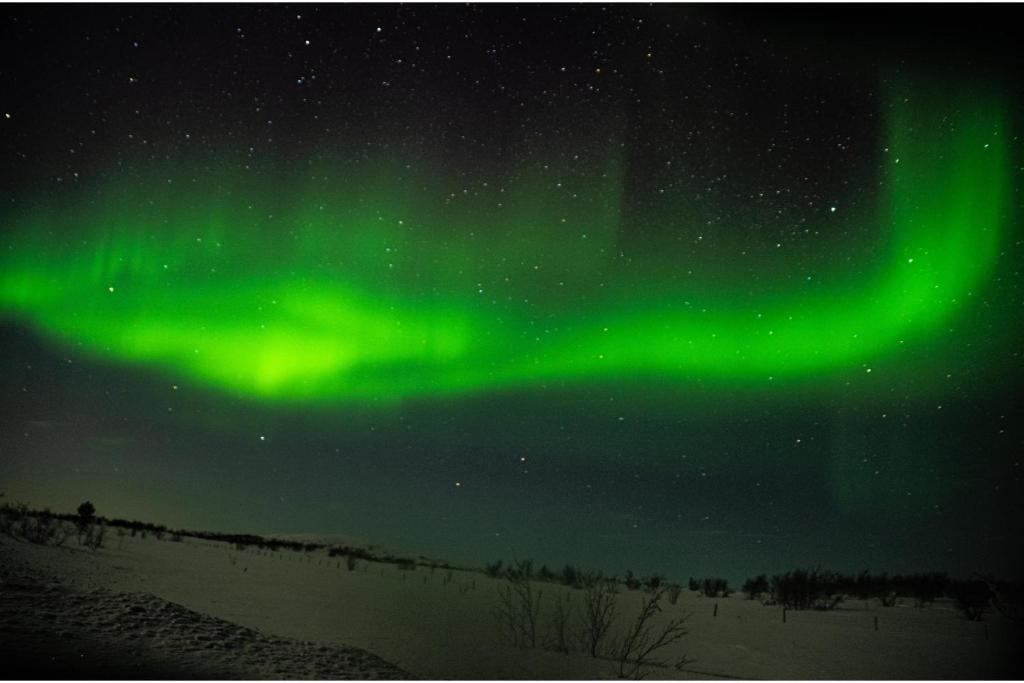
[579,572,618,657]
[76,501,95,527]
[695,577,731,598]
[562,564,582,588]
[770,569,842,610]
[615,587,689,679]
[950,579,989,621]
[643,574,664,593]
[81,523,106,550]
[743,574,769,600]
[494,560,542,649]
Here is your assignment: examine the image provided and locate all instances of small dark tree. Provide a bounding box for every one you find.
[743,574,769,600]
[562,565,581,588]
[643,574,664,593]
[76,501,96,527]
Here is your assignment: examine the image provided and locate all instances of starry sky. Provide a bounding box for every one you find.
[1,4,1021,584]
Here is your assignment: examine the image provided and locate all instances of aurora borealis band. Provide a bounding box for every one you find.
[0,86,1009,403]
[1,4,1022,584]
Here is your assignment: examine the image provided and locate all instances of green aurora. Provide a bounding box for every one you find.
[0,84,1011,405]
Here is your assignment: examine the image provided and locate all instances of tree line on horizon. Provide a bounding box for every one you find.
[0,500,451,571]
[2,499,1017,624]
[483,556,1020,623]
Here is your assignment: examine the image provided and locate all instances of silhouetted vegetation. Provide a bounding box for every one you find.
[770,569,843,610]
[692,577,731,598]
[743,574,769,600]
[757,569,989,615]
[4,500,1014,629]
[980,575,1023,622]
[545,592,575,654]
[0,504,71,546]
[615,587,690,679]
[643,574,665,593]
[494,560,543,649]
[76,501,95,527]
[949,578,990,621]
[580,572,619,658]
[506,559,534,580]
[80,522,106,550]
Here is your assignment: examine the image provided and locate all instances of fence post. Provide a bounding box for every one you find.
[714,603,718,617]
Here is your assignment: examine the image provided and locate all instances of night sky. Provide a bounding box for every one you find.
[1,4,1021,584]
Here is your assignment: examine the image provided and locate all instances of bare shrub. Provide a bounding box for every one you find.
[951,579,989,621]
[979,575,1023,622]
[771,569,843,610]
[81,523,106,550]
[51,520,71,547]
[742,574,769,600]
[615,587,690,679]
[494,560,543,648]
[1,502,28,539]
[545,592,575,653]
[579,572,619,657]
[698,577,731,598]
[561,564,582,588]
[643,575,664,593]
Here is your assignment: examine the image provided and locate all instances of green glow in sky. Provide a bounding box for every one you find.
[0,85,1010,404]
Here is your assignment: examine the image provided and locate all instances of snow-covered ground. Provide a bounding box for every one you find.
[1,531,1018,679]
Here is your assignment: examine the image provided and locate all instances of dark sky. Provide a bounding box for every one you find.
[1,3,1021,585]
